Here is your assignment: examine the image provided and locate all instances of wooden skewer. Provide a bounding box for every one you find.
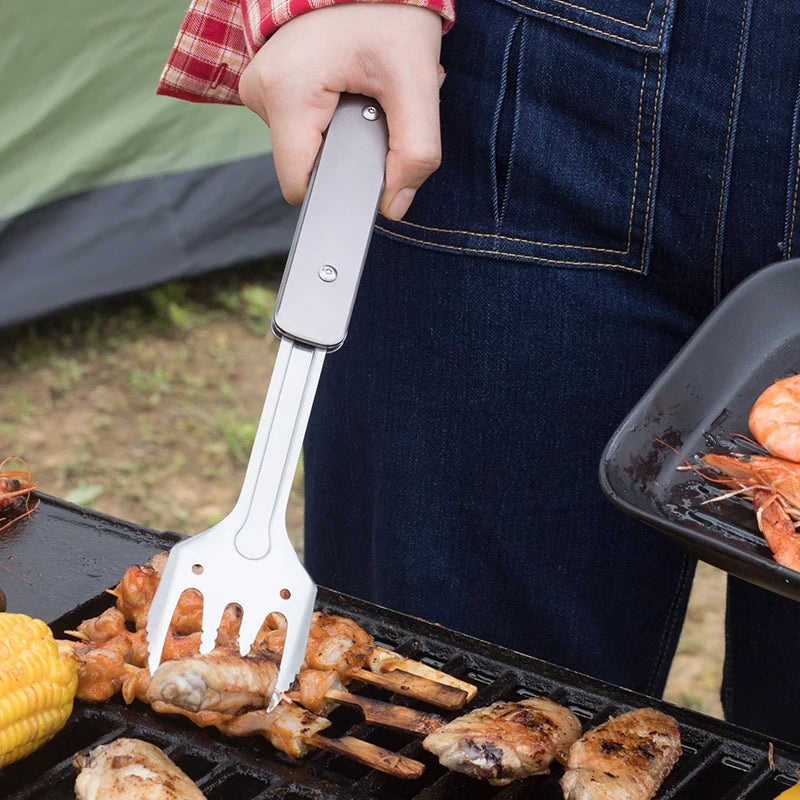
[374,650,478,702]
[306,733,425,779]
[63,629,89,640]
[325,689,444,734]
[105,588,121,598]
[356,668,468,710]
[151,700,426,780]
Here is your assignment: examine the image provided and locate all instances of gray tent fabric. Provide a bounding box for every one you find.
[0,155,298,327]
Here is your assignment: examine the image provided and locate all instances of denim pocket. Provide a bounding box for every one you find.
[377,0,676,274]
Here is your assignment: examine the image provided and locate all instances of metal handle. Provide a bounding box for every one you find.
[272,94,389,350]
[232,339,325,559]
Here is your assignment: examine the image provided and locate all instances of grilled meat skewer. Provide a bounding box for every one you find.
[67,629,445,734]
[153,701,424,777]
[560,707,681,800]
[107,554,476,706]
[119,672,425,779]
[65,630,442,776]
[423,696,582,786]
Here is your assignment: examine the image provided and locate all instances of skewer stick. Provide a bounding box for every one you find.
[63,629,89,641]
[356,668,468,710]
[306,733,425,779]
[151,700,426,780]
[325,689,445,734]
[374,650,478,702]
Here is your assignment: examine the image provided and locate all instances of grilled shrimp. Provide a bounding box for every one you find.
[749,373,800,462]
[0,456,38,530]
[700,452,800,570]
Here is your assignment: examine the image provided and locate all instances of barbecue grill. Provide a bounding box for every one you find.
[1,495,798,799]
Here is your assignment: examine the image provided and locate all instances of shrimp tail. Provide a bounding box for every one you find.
[752,488,800,571]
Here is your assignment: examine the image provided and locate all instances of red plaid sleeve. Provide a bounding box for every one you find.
[157,0,455,105]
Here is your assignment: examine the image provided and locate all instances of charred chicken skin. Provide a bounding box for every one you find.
[560,707,682,800]
[422,696,582,786]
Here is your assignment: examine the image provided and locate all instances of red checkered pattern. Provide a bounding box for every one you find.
[157,0,455,105]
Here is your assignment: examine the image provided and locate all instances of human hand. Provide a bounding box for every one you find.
[238,3,444,221]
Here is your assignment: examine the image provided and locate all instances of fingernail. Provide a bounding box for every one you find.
[387,188,416,221]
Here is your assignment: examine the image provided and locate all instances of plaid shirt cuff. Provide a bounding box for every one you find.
[157,0,455,105]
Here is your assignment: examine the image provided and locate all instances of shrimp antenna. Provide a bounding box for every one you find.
[730,432,767,453]
[653,437,734,486]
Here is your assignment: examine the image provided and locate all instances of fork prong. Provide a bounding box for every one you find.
[273,589,316,698]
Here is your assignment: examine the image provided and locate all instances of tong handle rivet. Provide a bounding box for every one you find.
[362,105,380,121]
[318,265,338,282]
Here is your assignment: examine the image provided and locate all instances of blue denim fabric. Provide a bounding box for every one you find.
[304,0,800,742]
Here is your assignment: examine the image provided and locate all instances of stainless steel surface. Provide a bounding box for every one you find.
[272,94,388,350]
[146,95,388,701]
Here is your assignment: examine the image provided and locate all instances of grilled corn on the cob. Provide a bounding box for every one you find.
[0,613,78,768]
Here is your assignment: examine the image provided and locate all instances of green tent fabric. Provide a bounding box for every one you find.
[0,0,296,326]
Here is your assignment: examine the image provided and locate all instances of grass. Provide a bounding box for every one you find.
[0,258,299,535]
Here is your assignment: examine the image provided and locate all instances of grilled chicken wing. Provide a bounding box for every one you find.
[560,707,681,800]
[145,647,279,713]
[422,696,582,786]
[73,737,206,799]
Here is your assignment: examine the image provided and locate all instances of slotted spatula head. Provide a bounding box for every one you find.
[145,515,316,702]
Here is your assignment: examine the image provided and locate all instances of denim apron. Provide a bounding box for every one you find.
[304,0,800,741]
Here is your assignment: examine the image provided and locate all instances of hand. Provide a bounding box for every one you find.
[238,3,444,221]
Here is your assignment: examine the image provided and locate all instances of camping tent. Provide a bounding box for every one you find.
[0,0,297,327]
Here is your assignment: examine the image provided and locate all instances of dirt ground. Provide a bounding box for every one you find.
[0,263,725,719]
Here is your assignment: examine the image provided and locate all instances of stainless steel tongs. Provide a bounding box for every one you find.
[146,95,389,706]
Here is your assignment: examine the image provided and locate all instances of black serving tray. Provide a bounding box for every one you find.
[600,257,800,601]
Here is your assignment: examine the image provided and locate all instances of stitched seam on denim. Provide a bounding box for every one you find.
[712,0,751,303]
[636,53,663,271]
[645,554,695,698]
[492,19,521,227]
[784,75,800,259]
[500,4,665,49]
[788,140,800,259]
[374,225,647,272]
[500,22,525,227]
[627,54,650,265]
[542,0,657,31]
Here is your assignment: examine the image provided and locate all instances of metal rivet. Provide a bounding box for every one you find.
[319,265,338,282]
[362,105,380,121]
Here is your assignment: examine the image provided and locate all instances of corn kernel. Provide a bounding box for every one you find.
[0,613,78,768]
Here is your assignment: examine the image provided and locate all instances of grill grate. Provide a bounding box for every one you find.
[2,585,799,799]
